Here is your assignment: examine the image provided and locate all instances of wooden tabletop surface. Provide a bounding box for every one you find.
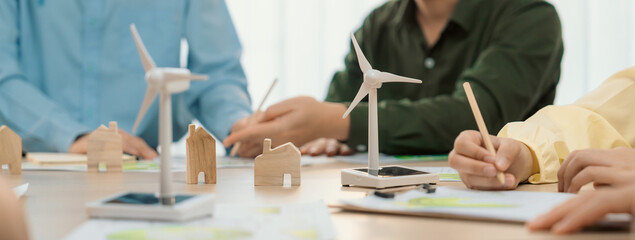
[2,160,630,240]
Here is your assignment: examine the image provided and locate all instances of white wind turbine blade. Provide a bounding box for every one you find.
[350,33,372,73]
[164,72,208,82]
[188,74,208,81]
[342,82,370,119]
[376,72,422,84]
[130,24,157,72]
[132,86,159,133]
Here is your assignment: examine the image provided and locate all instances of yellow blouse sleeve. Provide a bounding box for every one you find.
[497,67,635,184]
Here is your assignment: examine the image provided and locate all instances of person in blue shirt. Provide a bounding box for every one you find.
[0,0,252,159]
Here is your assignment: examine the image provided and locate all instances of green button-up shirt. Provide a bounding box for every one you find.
[326,0,563,154]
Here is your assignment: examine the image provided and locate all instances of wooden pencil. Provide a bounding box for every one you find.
[462,82,506,185]
[229,78,278,157]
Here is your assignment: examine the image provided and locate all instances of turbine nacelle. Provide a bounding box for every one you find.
[130,24,208,133]
[364,69,383,88]
[145,68,203,94]
[145,68,164,86]
[342,33,422,119]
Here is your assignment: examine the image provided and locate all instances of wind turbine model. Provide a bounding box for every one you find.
[86,24,214,221]
[340,33,439,188]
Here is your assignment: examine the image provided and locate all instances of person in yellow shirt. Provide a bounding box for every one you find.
[448,66,635,189]
[449,66,635,234]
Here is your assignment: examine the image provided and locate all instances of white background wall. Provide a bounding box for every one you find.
[222,0,635,107]
[225,0,386,107]
[549,0,635,104]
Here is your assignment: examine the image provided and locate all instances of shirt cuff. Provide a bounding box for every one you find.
[514,139,544,184]
[498,122,559,184]
[56,124,93,153]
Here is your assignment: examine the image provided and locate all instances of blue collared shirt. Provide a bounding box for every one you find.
[0,0,251,152]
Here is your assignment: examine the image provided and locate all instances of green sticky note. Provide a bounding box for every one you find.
[394,154,448,161]
[107,226,252,240]
[439,173,461,181]
[122,162,159,171]
[399,197,517,208]
[287,229,319,239]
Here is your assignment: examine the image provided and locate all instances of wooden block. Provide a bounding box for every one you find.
[254,139,301,186]
[186,124,216,184]
[0,126,22,175]
[87,122,123,172]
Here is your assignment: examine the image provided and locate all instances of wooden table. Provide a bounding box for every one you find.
[3,160,630,240]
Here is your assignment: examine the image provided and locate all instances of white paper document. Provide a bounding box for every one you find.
[66,201,336,240]
[339,186,631,224]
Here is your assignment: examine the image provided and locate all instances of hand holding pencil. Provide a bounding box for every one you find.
[462,82,506,185]
[447,82,535,190]
[229,78,278,157]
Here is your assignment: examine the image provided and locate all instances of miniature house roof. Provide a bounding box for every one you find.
[87,122,121,147]
[0,126,19,139]
[262,139,300,156]
[187,125,215,141]
[93,122,119,134]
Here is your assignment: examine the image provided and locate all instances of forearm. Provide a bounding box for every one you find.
[196,82,251,140]
[0,78,92,152]
[320,102,350,141]
[185,0,253,140]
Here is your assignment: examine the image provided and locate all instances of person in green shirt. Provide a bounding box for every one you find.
[224,0,563,158]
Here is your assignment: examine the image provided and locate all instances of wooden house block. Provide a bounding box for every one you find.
[254,139,301,186]
[87,122,123,172]
[186,124,216,184]
[0,126,22,175]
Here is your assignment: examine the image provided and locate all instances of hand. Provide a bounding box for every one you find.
[223,96,350,157]
[227,112,266,158]
[230,111,265,133]
[558,147,635,193]
[526,184,635,234]
[0,178,29,240]
[448,130,535,190]
[69,129,158,160]
[300,138,354,156]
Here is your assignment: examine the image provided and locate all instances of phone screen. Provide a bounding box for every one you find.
[105,193,194,205]
[354,166,429,177]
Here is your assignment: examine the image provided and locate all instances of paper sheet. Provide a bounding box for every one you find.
[66,201,336,240]
[413,167,460,182]
[10,155,335,172]
[335,153,447,164]
[26,153,136,165]
[339,186,631,224]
